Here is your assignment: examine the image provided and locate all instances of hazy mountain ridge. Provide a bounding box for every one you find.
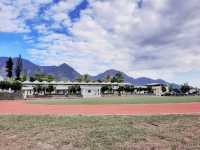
[0,57,169,85]
[91,69,167,85]
[0,57,80,80]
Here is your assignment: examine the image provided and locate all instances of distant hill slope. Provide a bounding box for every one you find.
[0,57,80,80]
[91,69,168,85]
[91,69,134,83]
[0,57,170,85]
[40,63,80,80]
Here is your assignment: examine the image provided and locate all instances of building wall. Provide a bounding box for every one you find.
[22,84,103,98]
[152,85,169,96]
[152,86,162,96]
[80,85,101,98]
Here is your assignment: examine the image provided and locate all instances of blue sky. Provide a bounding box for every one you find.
[0,33,29,57]
[0,0,200,87]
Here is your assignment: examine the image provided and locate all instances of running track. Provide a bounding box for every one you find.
[0,101,200,116]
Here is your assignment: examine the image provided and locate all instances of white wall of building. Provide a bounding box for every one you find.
[80,85,101,98]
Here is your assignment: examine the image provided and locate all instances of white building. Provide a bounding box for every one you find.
[145,83,169,96]
[22,81,129,99]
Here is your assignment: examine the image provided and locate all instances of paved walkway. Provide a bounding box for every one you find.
[0,101,200,116]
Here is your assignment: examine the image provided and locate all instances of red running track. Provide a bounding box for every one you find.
[0,101,200,116]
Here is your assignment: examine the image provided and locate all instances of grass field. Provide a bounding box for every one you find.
[28,96,200,105]
[0,115,200,150]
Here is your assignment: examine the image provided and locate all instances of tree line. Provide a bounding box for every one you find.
[75,72,124,83]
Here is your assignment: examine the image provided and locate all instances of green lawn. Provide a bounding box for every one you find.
[0,115,200,149]
[28,96,200,105]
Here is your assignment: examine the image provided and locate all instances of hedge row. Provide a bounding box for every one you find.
[0,81,22,91]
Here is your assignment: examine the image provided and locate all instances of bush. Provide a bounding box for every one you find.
[0,81,11,90]
[11,81,22,92]
[0,80,22,92]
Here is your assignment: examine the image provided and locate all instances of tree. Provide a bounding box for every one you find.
[129,85,135,94]
[6,57,13,78]
[101,85,112,94]
[75,76,82,82]
[31,74,54,82]
[147,86,153,94]
[0,81,11,90]
[111,72,124,83]
[21,69,28,82]
[76,74,90,82]
[162,86,167,93]
[103,75,112,82]
[117,86,124,96]
[34,85,42,94]
[68,85,81,95]
[11,81,22,92]
[21,74,27,82]
[30,76,35,82]
[15,55,23,80]
[124,85,134,93]
[181,83,190,94]
[168,84,173,92]
[46,85,54,94]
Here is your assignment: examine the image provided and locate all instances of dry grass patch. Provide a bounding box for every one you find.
[0,115,200,150]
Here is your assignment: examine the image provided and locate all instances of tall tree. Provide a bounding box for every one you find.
[5,57,13,78]
[15,55,23,80]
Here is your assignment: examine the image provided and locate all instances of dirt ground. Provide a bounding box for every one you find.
[1,101,200,149]
[0,115,200,150]
[0,100,200,116]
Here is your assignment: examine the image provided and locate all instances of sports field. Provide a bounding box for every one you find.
[1,97,200,149]
[28,96,200,105]
[0,115,200,150]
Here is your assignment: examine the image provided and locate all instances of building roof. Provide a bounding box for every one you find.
[145,83,166,86]
[22,81,130,86]
[135,86,147,88]
[33,80,40,84]
[41,81,48,84]
[23,81,32,84]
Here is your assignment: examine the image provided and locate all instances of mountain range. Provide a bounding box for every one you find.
[0,57,169,85]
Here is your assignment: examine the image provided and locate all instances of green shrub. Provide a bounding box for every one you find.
[0,81,22,91]
[11,81,22,92]
[0,81,11,90]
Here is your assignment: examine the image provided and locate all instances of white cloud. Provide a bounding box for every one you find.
[0,0,53,32]
[1,0,200,83]
[0,2,28,32]
[29,0,200,80]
